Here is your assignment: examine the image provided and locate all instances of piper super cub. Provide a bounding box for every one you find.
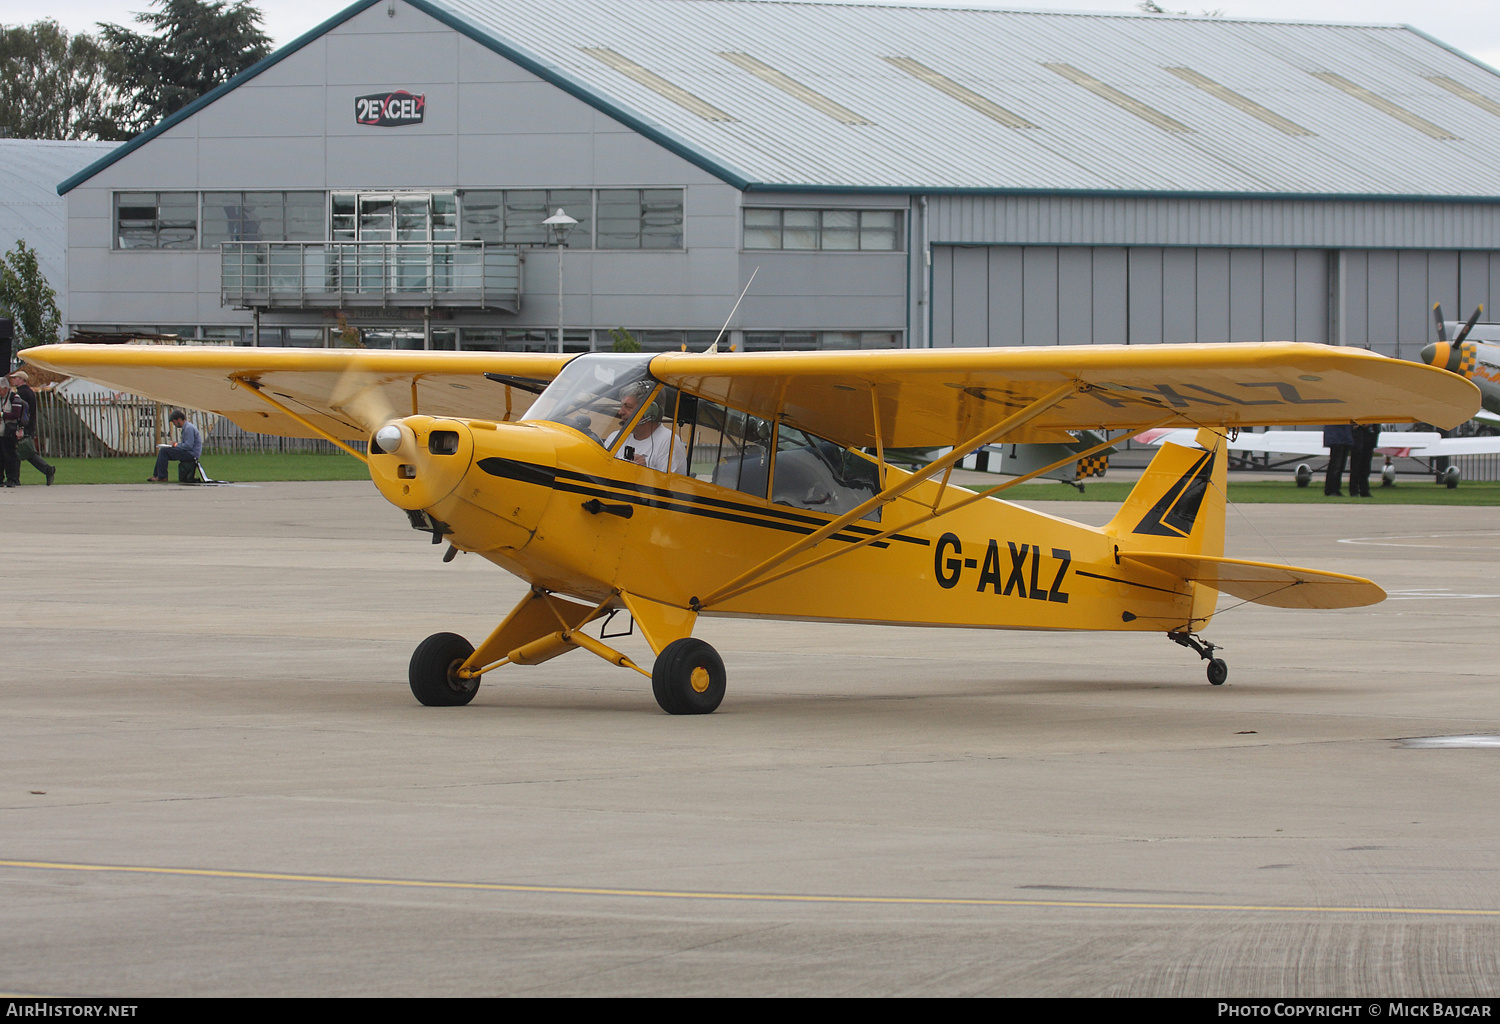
[26,341,1478,713]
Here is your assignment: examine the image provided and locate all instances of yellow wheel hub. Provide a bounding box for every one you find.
[690,666,712,693]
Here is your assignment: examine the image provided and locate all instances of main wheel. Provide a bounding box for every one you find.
[1207,658,1228,686]
[410,632,480,706]
[651,638,726,715]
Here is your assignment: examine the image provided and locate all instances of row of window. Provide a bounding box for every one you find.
[114,189,685,252]
[743,208,903,251]
[71,325,903,351]
[112,192,905,253]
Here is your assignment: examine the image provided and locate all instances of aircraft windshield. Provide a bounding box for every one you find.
[524,354,656,446]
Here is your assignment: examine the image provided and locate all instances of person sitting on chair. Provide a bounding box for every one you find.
[149,410,203,483]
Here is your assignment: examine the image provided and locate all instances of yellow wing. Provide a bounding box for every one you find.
[1122,553,1385,609]
[22,345,572,441]
[649,343,1479,447]
[23,341,1480,449]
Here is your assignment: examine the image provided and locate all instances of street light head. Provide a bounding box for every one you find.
[543,208,578,246]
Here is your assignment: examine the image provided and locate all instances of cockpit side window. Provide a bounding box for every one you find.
[772,425,881,521]
[682,396,772,498]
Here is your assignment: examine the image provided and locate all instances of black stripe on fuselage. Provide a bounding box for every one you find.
[1072,569,1188,596]
[475,456,935,548]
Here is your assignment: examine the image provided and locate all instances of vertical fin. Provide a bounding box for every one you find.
[1107,430,1226,559]
[1107,430,1228,629]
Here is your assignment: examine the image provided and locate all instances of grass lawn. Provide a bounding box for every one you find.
[16,454,1500,504]
[1011,478,1500,505]
[17,452,371,485]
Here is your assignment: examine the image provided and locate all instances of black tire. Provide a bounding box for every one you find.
[651,638,726,715]
[1207,658,1228,686]
[410,632,480,706]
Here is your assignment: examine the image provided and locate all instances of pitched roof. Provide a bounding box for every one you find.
[60,0,1500,199]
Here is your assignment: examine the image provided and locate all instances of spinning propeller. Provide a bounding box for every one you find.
[327,363,407,453]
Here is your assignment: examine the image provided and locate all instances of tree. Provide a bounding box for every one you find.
[0,21,121,140]
[334,311,364,348]
[0,240,64,355]
[98,0,272,138]
[1137,2,1225,14]
[609,327,642,353]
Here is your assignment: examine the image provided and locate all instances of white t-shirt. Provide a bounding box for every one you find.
[606,422,686,473]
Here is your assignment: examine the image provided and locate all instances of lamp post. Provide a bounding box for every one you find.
[543,208,578,354]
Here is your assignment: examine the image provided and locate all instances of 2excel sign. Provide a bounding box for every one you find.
[355,90,426,127]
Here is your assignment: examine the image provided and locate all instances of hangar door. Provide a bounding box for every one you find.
[931,245,1329,347]
[1339,249,1500,358]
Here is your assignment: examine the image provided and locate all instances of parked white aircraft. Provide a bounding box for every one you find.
[1134,428,1500,487]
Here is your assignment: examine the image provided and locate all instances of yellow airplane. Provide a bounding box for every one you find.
[25,342,1477,712]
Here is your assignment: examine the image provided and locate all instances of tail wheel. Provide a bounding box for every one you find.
[651,638,726,715]
[1207,658,1228,686]
[410,632,480,706]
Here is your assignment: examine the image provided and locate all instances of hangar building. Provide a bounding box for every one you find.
[57,0,1500,357]
[1,139,117,332]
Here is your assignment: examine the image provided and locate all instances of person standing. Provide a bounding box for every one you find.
[149,409,203,482]
[6,371,55,485]
[1322,423,1353,497]
[1348,423,1379,498]
[0,376,27,487]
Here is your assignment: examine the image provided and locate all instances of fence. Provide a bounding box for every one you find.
[33,391,343,457]
[1454,453,1500,482]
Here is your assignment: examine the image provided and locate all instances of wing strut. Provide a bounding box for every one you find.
[693,381,1083,611]
[698,412,1177,607]
[230,376,371,463]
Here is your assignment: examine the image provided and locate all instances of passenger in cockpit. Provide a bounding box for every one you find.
[607,382,686,474]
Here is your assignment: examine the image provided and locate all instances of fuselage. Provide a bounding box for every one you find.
[367,413,1211,635]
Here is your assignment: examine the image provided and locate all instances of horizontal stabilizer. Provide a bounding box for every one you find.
[1122,552,1384,609]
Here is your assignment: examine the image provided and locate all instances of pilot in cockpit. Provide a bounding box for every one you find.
[606,382,687,474]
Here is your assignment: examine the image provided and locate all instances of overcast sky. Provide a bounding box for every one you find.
[6,0,1498,70]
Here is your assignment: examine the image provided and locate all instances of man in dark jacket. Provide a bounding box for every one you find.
[6,371,55,485]
[0,376,27,487]
[1322,423,1353,497]
[1348,423,1379,498]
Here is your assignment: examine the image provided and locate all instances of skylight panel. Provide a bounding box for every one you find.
[1163,67,1313,137]
[883,56,1037,129]
[1042,63,1192,133]
[581,47,737,122]
[718,52,874,126]
[1424,76,1500,119]
[1309,71,1458,141]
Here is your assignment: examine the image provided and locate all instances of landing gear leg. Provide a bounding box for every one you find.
[1168,631,1228,686]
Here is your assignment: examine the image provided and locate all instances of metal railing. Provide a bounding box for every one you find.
[32,392,343,458]
[221,241,522,312]
[1454,453,1500,482]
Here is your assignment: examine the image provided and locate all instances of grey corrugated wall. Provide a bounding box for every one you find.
[926,196,1500,250]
